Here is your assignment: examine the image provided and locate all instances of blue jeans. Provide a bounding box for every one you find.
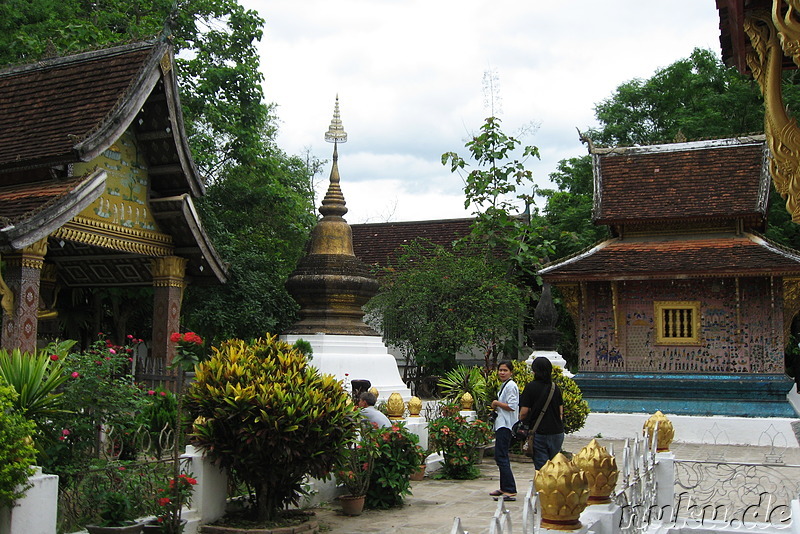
[533,432,564,471]
[494,427,516,494]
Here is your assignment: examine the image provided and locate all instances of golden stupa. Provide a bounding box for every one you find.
[283,96,380,336]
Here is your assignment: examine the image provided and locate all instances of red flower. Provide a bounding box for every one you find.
[170,332,182,343]
[49,354,59,361]
[158,497,171,506]
[71,372,79,378]
[147,390,155,396]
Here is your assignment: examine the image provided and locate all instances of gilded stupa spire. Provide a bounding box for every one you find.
[283,96,379,336]
[320,95,347,219]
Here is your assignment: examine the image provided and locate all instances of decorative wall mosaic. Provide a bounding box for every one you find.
[74,129,158,231]
[580,278,785,374]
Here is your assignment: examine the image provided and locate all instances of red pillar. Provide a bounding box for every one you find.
[1,239,48,353]
[151,256,187,385]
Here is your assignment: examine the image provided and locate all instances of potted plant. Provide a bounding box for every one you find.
[86,489,143,534]
[141,473,197,533]
[334,423,377,516]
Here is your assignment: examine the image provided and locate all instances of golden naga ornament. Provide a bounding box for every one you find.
[386,392,405,420]
[534,453,590,531]
[407,396,423,417]
[460,392,474,410]
[643,410,675,452]
[572,439,619,505]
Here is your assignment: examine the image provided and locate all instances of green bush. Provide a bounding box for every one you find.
[485,361,589,434]
[0,379,36,509]
[428,402,493,480]
[364,422,424,509]
[185,334,360,522]
[41,335,145,475]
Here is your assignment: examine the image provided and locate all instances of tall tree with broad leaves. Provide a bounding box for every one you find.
[0,0,317,343]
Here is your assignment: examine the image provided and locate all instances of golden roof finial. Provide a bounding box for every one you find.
[325,94,347,144]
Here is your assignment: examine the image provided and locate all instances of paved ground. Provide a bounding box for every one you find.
[309,436,800,534]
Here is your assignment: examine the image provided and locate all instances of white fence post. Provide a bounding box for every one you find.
[0,467,58,534]
[181,445,227,530]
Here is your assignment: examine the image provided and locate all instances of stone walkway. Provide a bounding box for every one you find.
[309,436,800,534]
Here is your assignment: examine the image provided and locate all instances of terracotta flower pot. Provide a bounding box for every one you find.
[409,464,426,481]
[339,494,366,516]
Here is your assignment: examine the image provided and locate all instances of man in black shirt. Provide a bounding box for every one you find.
[518,357,564,470]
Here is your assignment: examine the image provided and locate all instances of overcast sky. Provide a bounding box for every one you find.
[241,1,723,223]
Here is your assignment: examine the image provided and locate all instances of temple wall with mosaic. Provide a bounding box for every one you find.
[579,277,785,374]
[72,130,160,233]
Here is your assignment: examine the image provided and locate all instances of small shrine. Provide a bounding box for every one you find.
[0,41,226,378]
[540,136,799,416]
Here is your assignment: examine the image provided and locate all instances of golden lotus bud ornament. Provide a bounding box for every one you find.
[573,439,619,505]
[407,396,423,417]
[368,386,379,398]
[460,392,474,410]
[643,410,675,452]
[386,392,405,420]
[535,453,590,530]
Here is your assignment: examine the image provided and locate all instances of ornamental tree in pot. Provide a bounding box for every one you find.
[184,334,359,522]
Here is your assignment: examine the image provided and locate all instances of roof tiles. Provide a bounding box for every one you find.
[0,42,157,171]
[594,139,767,224]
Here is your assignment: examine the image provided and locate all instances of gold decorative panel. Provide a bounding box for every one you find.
[74,130,159,232]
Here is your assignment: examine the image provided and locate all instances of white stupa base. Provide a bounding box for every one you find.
[281,333,412,401]
[525,350,573,377]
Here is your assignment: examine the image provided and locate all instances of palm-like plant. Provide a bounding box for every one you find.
[438,366,488,415]
[0,340,75,420]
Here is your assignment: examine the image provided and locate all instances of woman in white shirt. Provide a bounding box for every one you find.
[488,360,519,500]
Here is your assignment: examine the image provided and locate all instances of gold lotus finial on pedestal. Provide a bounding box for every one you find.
[407,396,423,417]
[573,439,619,505]
[386,392,405,420]
[368,387,379,398]
[643,410,675,452]
[534,453,590,530]
[460,392,474,410]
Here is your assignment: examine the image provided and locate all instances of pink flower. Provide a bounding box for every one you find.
[62,429,70,436]
[127,334,134,339]
[109,348,116,354]
[128,358,133,362]
[49,354,59,361]
[147,390,155,396]
[160,391,167,396]
[71,371,79,378]
[95,360,102,365]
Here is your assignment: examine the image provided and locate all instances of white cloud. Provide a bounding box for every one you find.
[243,0,724,222]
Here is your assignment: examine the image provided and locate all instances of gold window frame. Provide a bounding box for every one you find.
[654,301,701,345]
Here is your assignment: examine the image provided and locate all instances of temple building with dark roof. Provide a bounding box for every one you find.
[0,40,225,378]
[540,136,799,416]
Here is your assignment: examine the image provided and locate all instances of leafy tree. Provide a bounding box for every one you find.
[443,116,553,281]
[0,0,317,342]
[365,240,525,376]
